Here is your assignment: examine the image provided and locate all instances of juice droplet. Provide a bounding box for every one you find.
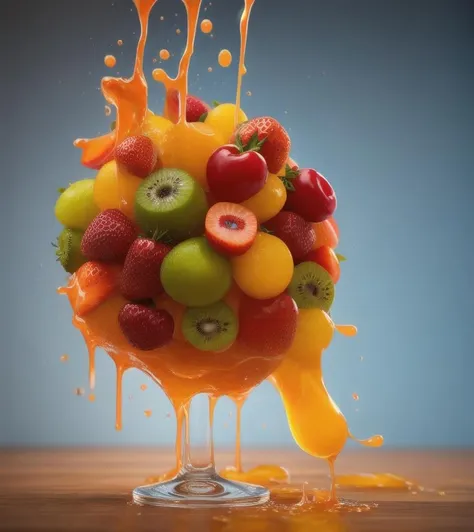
[200,19,212,33]
[349,432,384,448]
[144,410,152,418]
[152,58,157,63]
[60,354,69,362]
[160,15,164,21]
[166,412,171,418]
[152,68,167,82]
[75,387,85,396]
[246,90,252,96]
[235,0,255,125]
[335,324,358,336]
[104,105,112,116]
[207,66,213,72]
[104,55,117,68]
[352,393,359,401]
[140,383,148,391]
[176,28,181,35]
[159,49,170,60]
[117,39,123,46]
[218,49,232,68]
[88,393,96,402]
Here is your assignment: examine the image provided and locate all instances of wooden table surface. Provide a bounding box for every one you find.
[1,448,473,531]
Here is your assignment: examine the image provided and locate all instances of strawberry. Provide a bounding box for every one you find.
[238,294,298,356]
[165,89,210,123]
[205,202,258,256]
[81,209,138,263]
[263,211,316,262]
[115,135,159,178]
[231,117,290,174]
[120,238,171,301]
[118,303,174,350]
[72,261,120,316]
[302,246,341,283]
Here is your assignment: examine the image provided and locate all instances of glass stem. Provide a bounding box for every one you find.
[180,394,216,475]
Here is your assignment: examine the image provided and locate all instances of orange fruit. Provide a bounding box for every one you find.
[231,232,293,299]
[312,218,339,249]
[93,161,142,219]
[241,173,287,223]
[141,111,173,156]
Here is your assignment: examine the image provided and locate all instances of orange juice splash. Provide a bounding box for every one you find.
[104,55,117,68]
[159,48,170,60]
[200,19,212,33]
[218,49,232,67]
[235,0,256,126]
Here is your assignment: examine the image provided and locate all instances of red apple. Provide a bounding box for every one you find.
[238,294,298,356]
[302,246,340,283]
[284,168,336,223]
[206,145,268,203]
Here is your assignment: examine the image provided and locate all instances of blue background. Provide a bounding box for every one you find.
[1,0,473,448]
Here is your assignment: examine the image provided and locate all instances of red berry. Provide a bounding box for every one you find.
[207,144,267,203]
[205,202,258,256]
[231,117,290,174]
[165,89,210,123]
[73,261,120,316]
[264,211,316,262]
[283,167,336,223]
[118,303,174,351]
[303,246,341,284]
[120,238,171,300]
[115,135,159,178]
[81,209,138,263]
[238,294,298,356]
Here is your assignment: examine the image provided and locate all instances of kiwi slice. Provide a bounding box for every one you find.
[182,301,238,352]
[135,168,208,241]
[289,262,335,311]
[55,228,87,273]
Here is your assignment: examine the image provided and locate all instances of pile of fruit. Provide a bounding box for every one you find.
[55,92,341,356]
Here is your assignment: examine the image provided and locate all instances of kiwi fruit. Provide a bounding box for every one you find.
[288,262,335,311]
[55,228,87,273]
[135,168,208,241]
[182,301,238,352]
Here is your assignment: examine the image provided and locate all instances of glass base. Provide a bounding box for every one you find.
[133,471,270,508]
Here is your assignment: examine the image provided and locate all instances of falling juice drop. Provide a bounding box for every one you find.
[104,55,117,68]
[144,410,152,418]
[60,354,69,362]
[200,19,212,33]
[140,384,148,391]
[218,49,232,67]
[117,39,123,46]
[207,66,213,72]
[104,105,112,116]
[159,49,170,60]
[176,28,181,35]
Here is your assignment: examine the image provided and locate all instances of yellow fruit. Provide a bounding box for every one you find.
[288,309,334,365]
[232,233,293,299]
[141,111,173,155]
[241,173,287,223]
[93,161,142,219]
[205,103,247,143]
[160,122,225,189]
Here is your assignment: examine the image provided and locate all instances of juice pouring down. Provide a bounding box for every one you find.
[55,0,382,507]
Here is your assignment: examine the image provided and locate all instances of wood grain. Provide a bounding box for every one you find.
[0,449,473,531]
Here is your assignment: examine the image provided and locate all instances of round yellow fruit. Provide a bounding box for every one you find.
[205,103,247,143]
[232,232,293,299]
[288,309,335,365]
[141,111,173,155]
[160,122,225,189]
[241,173,287,223]
[94,161,142,219]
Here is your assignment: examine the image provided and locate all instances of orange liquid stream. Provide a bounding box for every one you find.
[63,0,385,506]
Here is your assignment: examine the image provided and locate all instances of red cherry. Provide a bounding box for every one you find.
[206,144,268,203]
[284,168,336,223]
[205,202,258,256]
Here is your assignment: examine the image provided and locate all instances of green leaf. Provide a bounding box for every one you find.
[336,253,347,262]
[57,187,66,194]
[278,163,300,192]
[212,100,220,108]
[110,120,116,131]
[198,112,208,122]
[260,226,273,235]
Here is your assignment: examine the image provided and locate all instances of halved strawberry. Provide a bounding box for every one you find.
[73,261,120,316]
[81,209,138,263]
[231,117,291,174]
[115,135,159,178]
[120,238,171,301]
[302,246,341,283]
[77,132,115,170]
[165,89,210,123]
[205,202,258,256]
